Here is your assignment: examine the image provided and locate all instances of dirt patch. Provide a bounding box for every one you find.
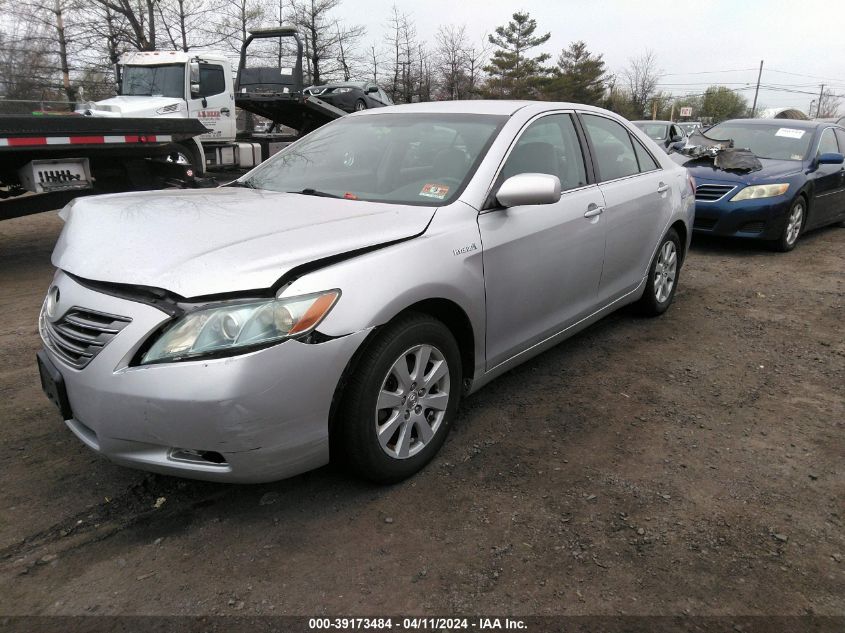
[0,211,842,616]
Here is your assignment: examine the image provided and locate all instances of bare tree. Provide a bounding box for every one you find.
[90,0,158,51]
[158,0,228,52]
[216,0,269,67]
[463,36,490,99]
[9,0,82,105]
[435,24,467,100]
[0,18,58,105]
[289,0,364,85]
[365,43,382,84]
[385,4,418,103]
[623,50,662,117]
[817,88,842,118]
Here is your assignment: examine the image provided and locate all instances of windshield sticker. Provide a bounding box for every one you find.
[343,192,358,200]
[420,183,450,200]
[775,128,805,139]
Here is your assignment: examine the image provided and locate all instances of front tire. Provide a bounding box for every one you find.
[166,142,204,177]
[338,313,462,483]
[637,228,681,316]
[772,196,805,252]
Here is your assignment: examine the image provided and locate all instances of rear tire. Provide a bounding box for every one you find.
[636,228,681,317]
[338,313,462,484]
[354,99,367,112]
[771,196,804,252]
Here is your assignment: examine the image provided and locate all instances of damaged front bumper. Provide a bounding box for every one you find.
[38,270,371,483]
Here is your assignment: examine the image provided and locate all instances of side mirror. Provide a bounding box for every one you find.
[189,62,200,98]
[495,173,561,208]
[366,86,378,94]
[818,152,844,165]
[670,133,683,143]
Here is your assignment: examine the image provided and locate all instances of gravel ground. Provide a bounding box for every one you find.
[0,210,842,618]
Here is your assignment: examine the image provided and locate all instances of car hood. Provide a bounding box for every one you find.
[53,188,434,298]
[681,156,804,184]
[78,96,184,118]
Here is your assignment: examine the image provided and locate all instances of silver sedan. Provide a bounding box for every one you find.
[37,101,694,483]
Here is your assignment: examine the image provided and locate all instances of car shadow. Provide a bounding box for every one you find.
[690,223,842,256]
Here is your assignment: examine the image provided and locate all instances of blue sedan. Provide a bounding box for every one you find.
[684,119,845,251]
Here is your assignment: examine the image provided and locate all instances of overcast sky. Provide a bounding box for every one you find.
[333,0,844,113]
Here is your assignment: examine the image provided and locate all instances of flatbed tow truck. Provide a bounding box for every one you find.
[1,27,345,221]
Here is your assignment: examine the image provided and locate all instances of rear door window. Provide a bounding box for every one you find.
[632,137,659,172]
[581,114,640,182]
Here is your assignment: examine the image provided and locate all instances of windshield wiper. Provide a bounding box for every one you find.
[288,188,341,198]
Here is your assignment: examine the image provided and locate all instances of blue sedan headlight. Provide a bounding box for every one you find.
[730,183,789,201]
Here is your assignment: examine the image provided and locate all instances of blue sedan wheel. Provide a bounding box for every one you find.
[774,197,805,252]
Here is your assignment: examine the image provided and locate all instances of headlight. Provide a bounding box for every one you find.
[332,87,352,94]
[730,183,789,201]
[139,290,340,364]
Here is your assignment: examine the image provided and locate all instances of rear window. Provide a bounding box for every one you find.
[635,123,669,141]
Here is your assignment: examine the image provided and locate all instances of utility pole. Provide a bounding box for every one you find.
[751,59,763,117]
[816,84,825,118]
[669,99,676,122]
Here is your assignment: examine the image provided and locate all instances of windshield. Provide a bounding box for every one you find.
[705,123,813,160]
[634,122,669,140]
[122,64,185,98]
[242,113,506,205]
[679,123,699,134]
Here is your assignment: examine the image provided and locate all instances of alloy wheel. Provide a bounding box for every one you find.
[654,241,677,303]
[374,344,450,459]
[785,203,803,246]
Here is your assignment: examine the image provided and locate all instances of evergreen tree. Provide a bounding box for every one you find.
[546,41,606,105]
[484,11,551,99]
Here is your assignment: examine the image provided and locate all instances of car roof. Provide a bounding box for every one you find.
[351,100,617,118]
[311,81,367,88]
[718,118,825,129]
[632,120,673,125]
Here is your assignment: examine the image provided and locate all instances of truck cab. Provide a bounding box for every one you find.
[81,51,237,144]
[76,29,347,173]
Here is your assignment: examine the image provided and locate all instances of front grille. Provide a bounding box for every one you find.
[694,217,717,230]
[40,304,131,369]
[695,183,736,202]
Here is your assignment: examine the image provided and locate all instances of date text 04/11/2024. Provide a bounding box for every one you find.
[307,617,527,630]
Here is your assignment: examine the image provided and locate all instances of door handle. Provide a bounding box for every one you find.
[584,204,605,218]
[657,183,670,194]
[220,107,231,116]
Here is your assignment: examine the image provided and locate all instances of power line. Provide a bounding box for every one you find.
[661,68,758,76]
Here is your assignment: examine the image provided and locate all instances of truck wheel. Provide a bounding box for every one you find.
[166,142,204,177]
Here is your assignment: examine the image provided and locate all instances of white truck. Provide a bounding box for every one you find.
[78,27,346,175]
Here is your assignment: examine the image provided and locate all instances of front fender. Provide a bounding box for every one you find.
[281,202,486,379]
